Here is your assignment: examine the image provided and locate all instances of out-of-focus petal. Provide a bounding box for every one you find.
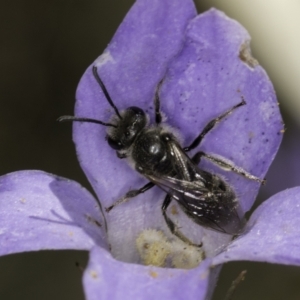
[0,170,107,256]
[213,187,300,266]
[83,246,211,300]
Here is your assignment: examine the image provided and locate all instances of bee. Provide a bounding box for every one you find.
[59,65,265,246]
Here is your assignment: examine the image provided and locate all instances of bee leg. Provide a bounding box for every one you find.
[184,99,246,152]
[162,194,202,247]
[191,151,203,164]
[106,182,155,212]
[194,151,266,185]
[154,79,164,124]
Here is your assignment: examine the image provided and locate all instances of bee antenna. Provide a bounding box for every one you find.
[92,66,122,120]
[57,116,117,128]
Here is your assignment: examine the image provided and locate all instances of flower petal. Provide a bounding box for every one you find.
[161,9,283,212]
[262,122,300,199]
[213,187,300,266]
[83,246,211,300]
[74,7,283,262]
[74,0,197,206]
[0,170,107,256]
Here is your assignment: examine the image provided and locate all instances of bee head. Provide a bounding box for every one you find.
[107,106,147,151]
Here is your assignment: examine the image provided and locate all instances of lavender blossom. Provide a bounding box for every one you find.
[1,0,299,299]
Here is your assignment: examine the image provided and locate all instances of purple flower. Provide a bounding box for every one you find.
[0,0,299,299]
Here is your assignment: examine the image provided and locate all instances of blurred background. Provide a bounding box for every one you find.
[1,0,300,299]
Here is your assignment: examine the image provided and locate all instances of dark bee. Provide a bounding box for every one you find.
[59,65,265,246]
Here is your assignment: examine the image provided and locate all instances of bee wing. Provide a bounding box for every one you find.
[166,140,201,182]
[146,173,208,202]
[142,140,242,234]
[167,142,243,234]
[146,169,243,235]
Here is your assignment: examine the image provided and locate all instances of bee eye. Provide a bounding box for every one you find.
[218,181,226,192]
[107,136,123,150]
[128,106,145,116]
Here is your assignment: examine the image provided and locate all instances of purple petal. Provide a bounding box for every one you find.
[160,9,283,213]
[73,6,283,262]
[74,0,196,206]
[83,246,211,300]
[262,122,300,199]
[213,187,300,266]
[0,170,107,256]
